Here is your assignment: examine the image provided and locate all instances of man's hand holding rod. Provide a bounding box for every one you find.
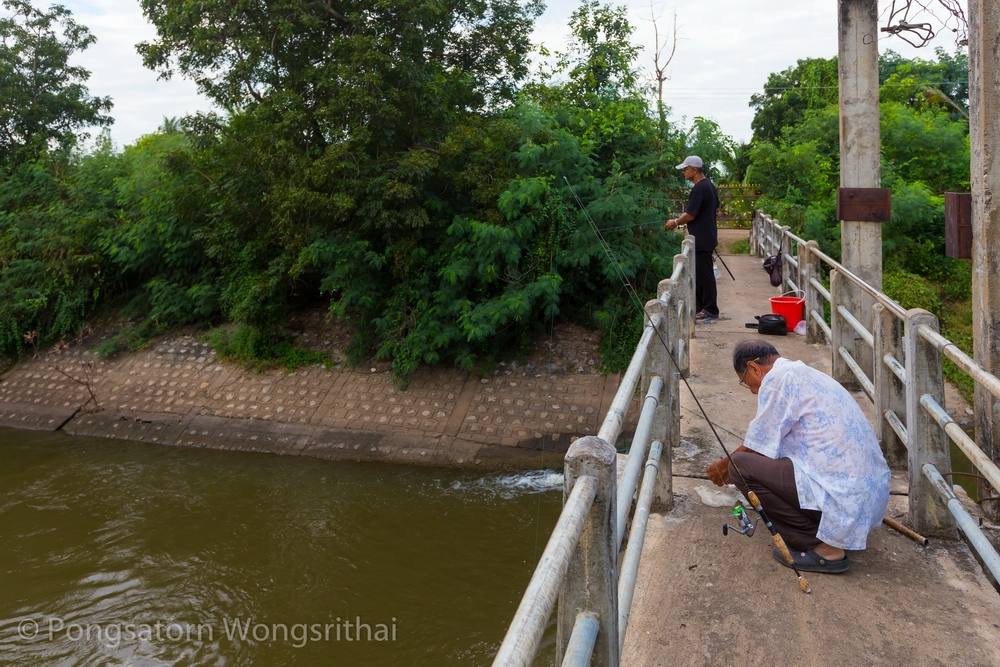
[664,211,695,230]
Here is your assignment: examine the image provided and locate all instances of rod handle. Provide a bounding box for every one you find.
[883,515,929,546]
[771,532,813,594]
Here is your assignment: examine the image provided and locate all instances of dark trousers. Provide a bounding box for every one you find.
[694,249,719,316]
[728,451,821,551]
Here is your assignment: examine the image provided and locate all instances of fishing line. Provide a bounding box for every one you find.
[564,177,813,594]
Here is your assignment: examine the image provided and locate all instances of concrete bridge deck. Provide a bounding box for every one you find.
[621,239,1000,666]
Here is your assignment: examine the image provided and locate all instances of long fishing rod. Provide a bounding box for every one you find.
[715,250,736,281]
[598,223,739,288]
[563,177,812,595]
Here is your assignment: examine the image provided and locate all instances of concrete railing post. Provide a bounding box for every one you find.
[556,436,619,667]
[666,257,691,378]
[643,297,675,510]
[802,241,823,344]
[829,270,855,387]
[903,310,956,537]
[682,236,696,340]
[749,211,758,255]
[873,303,907,467]
[779,226,791,293]
[793,233,805,295]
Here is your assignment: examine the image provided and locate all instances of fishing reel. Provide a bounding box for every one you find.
[722,502,756,537]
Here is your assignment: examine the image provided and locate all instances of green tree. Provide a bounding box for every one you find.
[880,48,969,118]
[558,0,640,104]
[0,0,111,169]
[684,117,737,180]
[749,57,838,143]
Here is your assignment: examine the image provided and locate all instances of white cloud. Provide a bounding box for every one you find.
[535,0,968,143]
[62,0,215,148]
[55,0,967,147]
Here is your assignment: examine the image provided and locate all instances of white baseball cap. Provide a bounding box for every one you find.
[675,155,704,170]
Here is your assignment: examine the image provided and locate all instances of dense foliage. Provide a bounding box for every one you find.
[0,0,703,381]
[746,49,970,286]
[745,48,973,396]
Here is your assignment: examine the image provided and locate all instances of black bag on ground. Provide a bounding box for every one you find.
[745,314,787,335]
[762,253,782,287]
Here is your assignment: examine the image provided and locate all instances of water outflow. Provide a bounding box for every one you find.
[446,470,564,499]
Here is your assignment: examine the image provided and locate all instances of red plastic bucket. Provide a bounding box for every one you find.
[770,293,805,330]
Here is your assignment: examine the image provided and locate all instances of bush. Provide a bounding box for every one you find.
[207,325,330,371]
[729,239,750,254]
[882,270,941,316]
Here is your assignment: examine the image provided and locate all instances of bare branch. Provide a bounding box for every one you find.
[49,362,101,411]
[649,3,678,131]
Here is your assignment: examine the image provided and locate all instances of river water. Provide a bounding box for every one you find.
[0,429,562,665]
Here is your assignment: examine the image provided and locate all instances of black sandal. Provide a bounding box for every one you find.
[772,547,849,574]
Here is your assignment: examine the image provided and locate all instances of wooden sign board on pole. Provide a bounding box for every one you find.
[837,187,892,222]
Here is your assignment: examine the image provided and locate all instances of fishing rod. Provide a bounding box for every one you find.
[598,219,665,233]
[563,177,812,595]
[715,250,736,281]
[599,222,739,287]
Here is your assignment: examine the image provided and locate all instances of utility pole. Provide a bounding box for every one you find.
[969,0,1000,516]
[836,0,882,385]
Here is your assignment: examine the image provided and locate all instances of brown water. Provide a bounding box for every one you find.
[0,429,561,665]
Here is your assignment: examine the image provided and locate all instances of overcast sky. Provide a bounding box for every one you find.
[58,0,969,148]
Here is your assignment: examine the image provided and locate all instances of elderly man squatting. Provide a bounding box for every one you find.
[705,340,891,573]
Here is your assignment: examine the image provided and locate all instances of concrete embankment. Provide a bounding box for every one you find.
[0,325,622,468]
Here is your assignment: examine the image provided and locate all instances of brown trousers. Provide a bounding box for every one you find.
[728,451,822,551]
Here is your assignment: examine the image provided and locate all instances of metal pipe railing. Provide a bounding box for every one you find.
[598,319,658,446]
[617,440,662,652]
[560,612,599,667]
[615,376,663,548]
[757,211,904,318]
[809,246,908,319]
[923,464,1000,583]
[811,310,832,343]
[496,234,695,666]
[883,353,906,383]
[918,324,1000,402]
[809,277,831,302]
[787,230,807,245]
[921,394,1000,494]
[884,409,909,447]
[838,346,875,397]
[837,305,875,348]
[493,475,598,666]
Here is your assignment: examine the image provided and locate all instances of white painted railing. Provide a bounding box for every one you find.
[752,211,1000,582]
[493,236,696,666]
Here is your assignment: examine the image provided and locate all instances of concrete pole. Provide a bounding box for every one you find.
[969,0,1000,517]
[838,0,881,377]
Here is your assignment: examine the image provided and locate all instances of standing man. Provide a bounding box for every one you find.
[664,155,720,322]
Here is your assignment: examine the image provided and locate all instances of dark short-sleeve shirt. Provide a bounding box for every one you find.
[685,178,719,252]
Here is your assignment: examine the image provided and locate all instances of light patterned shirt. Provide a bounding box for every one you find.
[743,358,890,550]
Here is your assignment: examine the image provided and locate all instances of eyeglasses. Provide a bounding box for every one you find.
[737,357,762,389]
